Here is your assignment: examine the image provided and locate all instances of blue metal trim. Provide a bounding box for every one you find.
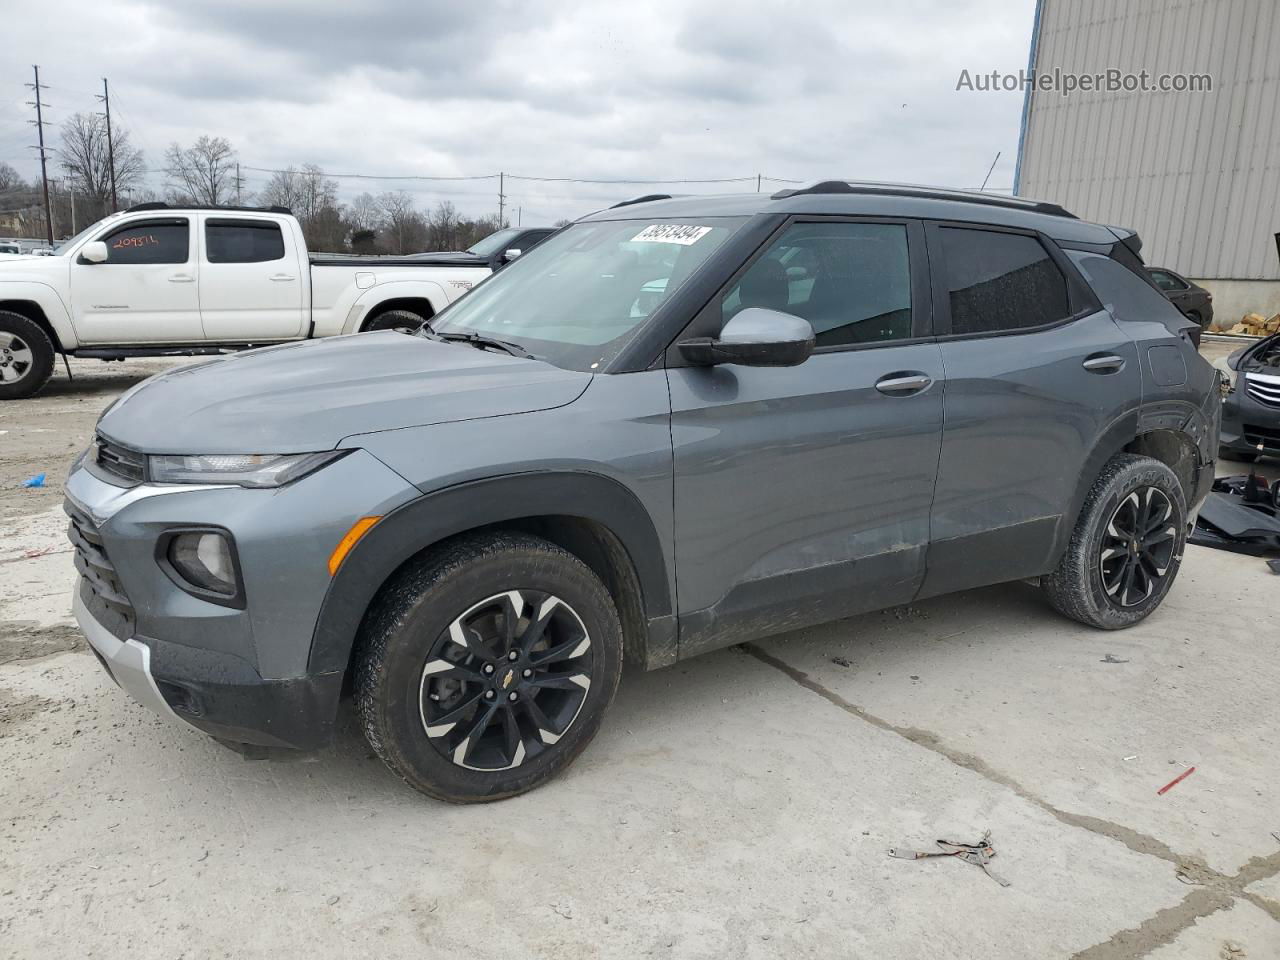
[1013,0,1046,196]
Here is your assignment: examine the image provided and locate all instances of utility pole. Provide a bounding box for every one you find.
[96,78,118,211]
[497,172,505,227]
[516,206,521,226]
[235,163,243,204]
[25,65,54,244]
[756,173,762,192]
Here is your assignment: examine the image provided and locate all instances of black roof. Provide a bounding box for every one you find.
[581,180,1118,245]
[126,201,292,215]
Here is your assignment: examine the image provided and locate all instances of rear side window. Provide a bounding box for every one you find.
[98,219,189,265]
[205,219,285,263]
[939,227,1071,335]
[723,222,913,347]
[1149,269,1187,292]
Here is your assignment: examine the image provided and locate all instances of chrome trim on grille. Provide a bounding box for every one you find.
[1244,372,1280,409]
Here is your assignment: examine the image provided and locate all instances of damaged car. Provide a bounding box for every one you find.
[1220,331,1280,462]
[65,181,1219,802]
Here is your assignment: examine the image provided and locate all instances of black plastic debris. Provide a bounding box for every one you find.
[1189,473,1280,555]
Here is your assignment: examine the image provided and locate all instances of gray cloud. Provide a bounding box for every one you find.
[1,0,1035,223]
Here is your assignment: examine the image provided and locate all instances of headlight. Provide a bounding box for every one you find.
[148,451,347,488]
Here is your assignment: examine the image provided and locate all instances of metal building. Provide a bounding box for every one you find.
[1015,0,1280,325]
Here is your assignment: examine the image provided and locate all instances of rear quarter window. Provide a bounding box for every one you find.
[1066,250,1189,324]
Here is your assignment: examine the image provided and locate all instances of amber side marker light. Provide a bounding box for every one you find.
[329,516,382,576]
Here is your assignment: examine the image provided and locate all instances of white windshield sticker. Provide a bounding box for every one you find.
[631,224,713,245]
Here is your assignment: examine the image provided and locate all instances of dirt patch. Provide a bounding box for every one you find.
[0,620,86,665]
[0,686,57,735]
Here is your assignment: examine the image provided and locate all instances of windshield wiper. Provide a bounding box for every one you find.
[426,327,534,359]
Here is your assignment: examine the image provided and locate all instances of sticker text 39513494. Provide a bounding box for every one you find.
[631,224,713,246]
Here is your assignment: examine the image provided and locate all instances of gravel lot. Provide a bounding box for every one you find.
[1,351,1278,960]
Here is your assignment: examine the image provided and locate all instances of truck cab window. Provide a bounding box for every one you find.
[205,220,286,263]
[96,220,190,265]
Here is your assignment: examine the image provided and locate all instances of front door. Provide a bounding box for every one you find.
[667,218,943,658]
[197,216,307,341]
[70,217,203,344]
[919,222,1142,597]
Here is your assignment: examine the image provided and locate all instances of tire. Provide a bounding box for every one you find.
[363,309,427,334]
[355,532,624,803]
[1041,454,1187,630]
[0,310,55,400]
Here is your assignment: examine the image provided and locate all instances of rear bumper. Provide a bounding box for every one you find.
[74,580,343,751]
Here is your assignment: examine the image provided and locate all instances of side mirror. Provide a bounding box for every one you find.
[678,307,815,367]
[80,241,108,264]
[503,248,523,261]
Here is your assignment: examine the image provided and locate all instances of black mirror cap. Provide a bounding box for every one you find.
[678,334,814,367]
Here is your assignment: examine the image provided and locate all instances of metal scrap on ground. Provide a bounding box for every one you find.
[888,830,1011,887]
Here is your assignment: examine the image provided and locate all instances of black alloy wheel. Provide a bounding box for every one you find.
[1098,487,1178,608]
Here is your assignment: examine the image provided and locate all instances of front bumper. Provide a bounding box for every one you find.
[1221,374,1280,457]
[64,445,418,752]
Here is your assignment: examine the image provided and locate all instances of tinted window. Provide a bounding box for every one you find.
[99,220,189,265]
[940,228,1070,335]
[206,219,285,263]
[723,222,912,347]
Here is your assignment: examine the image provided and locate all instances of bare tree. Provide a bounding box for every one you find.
[377,190,426,254]
[0,161,26,193]
[426,200,463,250]
[56,113,145,213]
[259,164,342,249]
[348,192,384,233]
[164,135,237,205]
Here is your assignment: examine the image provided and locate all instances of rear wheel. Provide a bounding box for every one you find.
[364,309,427,334]
[355,532,623,802]
[0,311,55,400]
[1042,454,1187,629]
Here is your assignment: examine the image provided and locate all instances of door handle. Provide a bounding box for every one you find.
[168,273,194,283]
[874,372,933,395]
[1082,354,1126,373]
[270,274,297,282]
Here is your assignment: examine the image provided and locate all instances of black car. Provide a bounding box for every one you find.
[402,227,556,270]
[1221,331,1280,461]
[1148,267,1214,328]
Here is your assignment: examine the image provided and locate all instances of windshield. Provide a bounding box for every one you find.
[428,217,746,371]
[466,228,523,257]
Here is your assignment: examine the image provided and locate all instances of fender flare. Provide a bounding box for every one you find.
[1049,409,1142,563]
[0,281,77,350]
[340,279,451,334]
[306,470,672,675]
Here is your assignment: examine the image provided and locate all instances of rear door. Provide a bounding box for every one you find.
[919,221,1140,598]
[197,215,307,341]
[70,217,202,343]
[667,218,944,657]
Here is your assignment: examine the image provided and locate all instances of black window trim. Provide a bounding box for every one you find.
[924,219,1101,342]
[203,216,287,264]
[664,213,935,368]
[80,216,191,265]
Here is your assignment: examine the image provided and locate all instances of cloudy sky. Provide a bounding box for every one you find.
[1,0,1036,224]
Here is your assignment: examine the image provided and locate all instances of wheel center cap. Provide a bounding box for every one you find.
[498,667,516,691]
[1130,540,1140,555]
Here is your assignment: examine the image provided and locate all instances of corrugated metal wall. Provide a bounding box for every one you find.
[1017,0,1280,280]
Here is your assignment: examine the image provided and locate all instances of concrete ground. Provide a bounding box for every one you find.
[1,354,1278,960]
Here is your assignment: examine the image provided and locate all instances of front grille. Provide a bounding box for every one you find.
[1244,373,1280,410]
[65,499,136,642]
[94,436,146,485]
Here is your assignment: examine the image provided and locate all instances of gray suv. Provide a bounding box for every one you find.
[66,182,1220,802]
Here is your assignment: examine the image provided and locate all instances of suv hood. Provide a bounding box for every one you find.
[98,332,592,454]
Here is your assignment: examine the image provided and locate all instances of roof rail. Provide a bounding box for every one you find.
[125,201,294,215]
[770,180,1076,219]
[610,194,674,209]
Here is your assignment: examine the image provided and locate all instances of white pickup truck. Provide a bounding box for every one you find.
[0,204,547,399]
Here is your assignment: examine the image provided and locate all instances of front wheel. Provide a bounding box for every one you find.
[1042,454,1187,629]
[0,311,55,400]
[355,532,624,802]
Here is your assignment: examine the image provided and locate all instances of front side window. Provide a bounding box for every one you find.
[97,219,189,265]
[429,217,746,370]
[722,222,913,347]
[206,219,285,263]
[939,227,1071,335]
